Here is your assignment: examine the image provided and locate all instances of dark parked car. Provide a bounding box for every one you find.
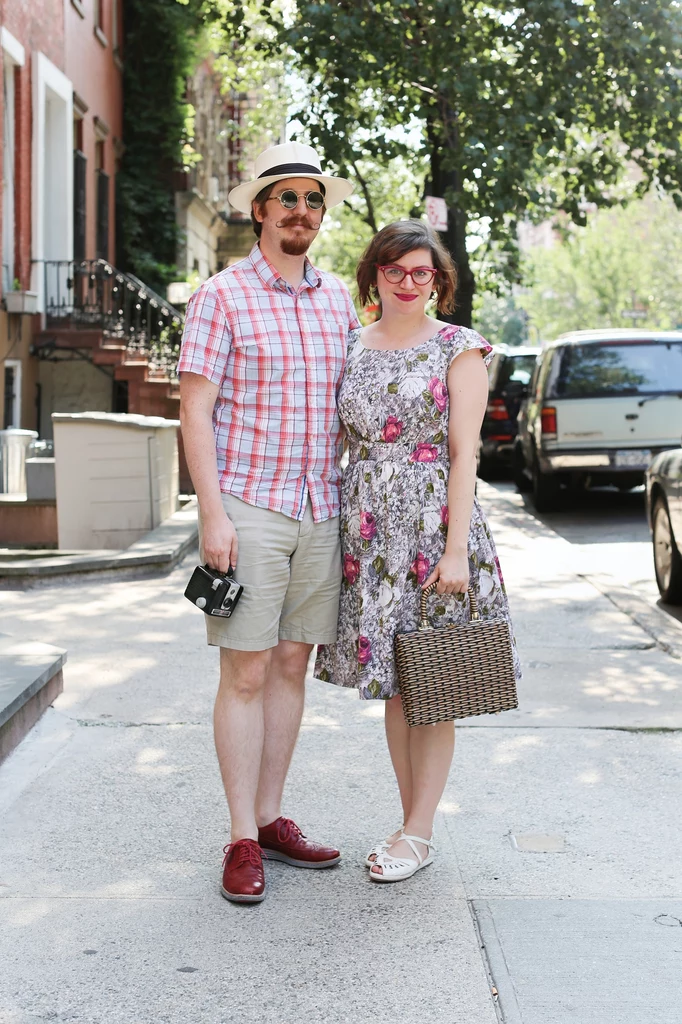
[513,330,682,512]
[646,446,682,603]
[479,345,539,476]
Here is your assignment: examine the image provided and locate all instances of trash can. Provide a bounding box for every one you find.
[0,428,39,495]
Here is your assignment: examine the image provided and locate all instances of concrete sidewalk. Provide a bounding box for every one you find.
[0,483,680,1023]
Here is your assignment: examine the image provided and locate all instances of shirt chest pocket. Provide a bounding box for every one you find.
[229,312,300,384]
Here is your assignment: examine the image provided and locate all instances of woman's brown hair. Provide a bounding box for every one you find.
[356,219,457,315]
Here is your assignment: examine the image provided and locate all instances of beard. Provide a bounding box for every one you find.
[277,215,319,256]
[280,236,313,256]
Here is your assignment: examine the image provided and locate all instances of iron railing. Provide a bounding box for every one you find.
[43,259,183,377]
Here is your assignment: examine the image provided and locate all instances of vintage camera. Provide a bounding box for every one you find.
[184,565,244,618]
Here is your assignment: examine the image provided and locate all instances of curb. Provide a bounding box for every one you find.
[581,573,682,661]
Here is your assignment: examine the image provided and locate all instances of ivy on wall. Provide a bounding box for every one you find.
[118,0,209,294]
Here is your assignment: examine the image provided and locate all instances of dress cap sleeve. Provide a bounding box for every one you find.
[438,325,493,370]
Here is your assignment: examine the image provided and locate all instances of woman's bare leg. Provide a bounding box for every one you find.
[372,706,455,873]
[383,694,413,834]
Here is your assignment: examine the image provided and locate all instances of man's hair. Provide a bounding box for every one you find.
[250,183,275,238]
[356,219,457,314]
[250,180,327,237]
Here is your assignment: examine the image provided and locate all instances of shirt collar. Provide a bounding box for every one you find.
[249,243,322,292]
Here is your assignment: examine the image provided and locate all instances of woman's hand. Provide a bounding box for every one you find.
[422,551,470,595]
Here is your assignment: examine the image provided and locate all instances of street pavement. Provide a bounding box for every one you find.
[0,482,681,1024]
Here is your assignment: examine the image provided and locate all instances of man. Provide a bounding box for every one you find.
[178,142,359,903]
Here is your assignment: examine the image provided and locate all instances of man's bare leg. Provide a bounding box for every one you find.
[214,646,272,842]
[255,640,312,828]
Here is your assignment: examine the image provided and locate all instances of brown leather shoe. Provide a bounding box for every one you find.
[221,839,265,903]
[258,817,341,868]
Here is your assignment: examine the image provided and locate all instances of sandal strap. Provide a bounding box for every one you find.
[400,834,434,864]
[374,853,416,870]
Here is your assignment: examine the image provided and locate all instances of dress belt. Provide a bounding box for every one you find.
[347,440,448,464]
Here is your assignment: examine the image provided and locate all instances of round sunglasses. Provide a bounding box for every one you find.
[267,189,326,211]
[377,265,438,285]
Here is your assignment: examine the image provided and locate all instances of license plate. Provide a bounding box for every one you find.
[614,449,651,469]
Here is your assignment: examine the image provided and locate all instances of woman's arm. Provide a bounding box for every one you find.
[422,349,489,595]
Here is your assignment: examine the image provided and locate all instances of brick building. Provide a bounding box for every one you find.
[0,0,67,433]
[1,0,180,443]
[173,60,264,296]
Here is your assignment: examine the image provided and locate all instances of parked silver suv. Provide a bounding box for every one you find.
[513,329,682,511]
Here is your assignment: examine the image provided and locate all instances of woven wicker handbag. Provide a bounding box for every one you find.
[394,582,518,727]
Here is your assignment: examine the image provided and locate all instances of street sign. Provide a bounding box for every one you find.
[425,196,448,232]
[621,309,648,320]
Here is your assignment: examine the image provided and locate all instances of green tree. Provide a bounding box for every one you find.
[268,0,682,328]
[473,294,531,348]
[119,0,211,291]
[313,152,428,292]
[119,0,285,293]
[519,194,682,338]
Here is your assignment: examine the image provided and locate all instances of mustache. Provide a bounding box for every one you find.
[276,216,320,231]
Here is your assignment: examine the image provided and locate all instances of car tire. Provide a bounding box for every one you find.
[478,454,497,481]
[652,498,682,604]
[512,445,531,493]
[532,459,561,513]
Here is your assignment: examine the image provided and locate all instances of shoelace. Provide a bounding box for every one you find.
[223,839,264,869]
[275,817,306,844]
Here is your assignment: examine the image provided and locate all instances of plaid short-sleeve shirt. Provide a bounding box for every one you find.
[177,243,360,522]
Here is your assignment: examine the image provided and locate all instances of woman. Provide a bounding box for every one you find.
[315,219,521,883]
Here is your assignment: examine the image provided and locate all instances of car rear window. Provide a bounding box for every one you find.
[496,354,538,390]
[548,341,682,398]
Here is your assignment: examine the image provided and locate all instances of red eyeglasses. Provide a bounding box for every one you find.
[377,265,438,285]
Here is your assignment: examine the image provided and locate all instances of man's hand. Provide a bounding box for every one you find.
[201,509,238,573]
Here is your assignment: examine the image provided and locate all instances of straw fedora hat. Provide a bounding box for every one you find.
[228,142,354,215]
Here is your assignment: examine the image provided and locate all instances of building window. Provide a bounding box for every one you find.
[112,0,121,57]
[74,147,87,262]
[2,57,16,292]
[3,360,21,428]
[95,0,107,46]
[95,141,109,260]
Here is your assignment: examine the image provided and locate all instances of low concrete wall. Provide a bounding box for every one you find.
[0,669,63,764]
[0,635,67,764]
[0,499,58,547]
[53,412,180,550]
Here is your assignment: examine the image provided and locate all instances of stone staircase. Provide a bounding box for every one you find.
[32,325,190,490]
[33,326,180,418]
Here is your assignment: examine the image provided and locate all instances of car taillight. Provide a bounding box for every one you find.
[486,398,508,421]
[541,406,557,437]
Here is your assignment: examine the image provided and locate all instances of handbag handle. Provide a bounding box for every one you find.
[419,582,479,630]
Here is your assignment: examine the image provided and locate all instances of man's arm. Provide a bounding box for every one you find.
[179,371,238,572]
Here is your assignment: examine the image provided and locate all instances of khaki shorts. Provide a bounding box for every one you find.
[198,493,341,651]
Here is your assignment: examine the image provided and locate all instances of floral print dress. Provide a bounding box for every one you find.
[314,323,522,700]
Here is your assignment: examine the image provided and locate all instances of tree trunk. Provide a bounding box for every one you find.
[427,119,475,328]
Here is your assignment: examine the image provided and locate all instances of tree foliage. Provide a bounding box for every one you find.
[519,194,682,338]
[119,0,284,293]
[118,0,211,292]
[207,0,289,162]
[313,153,428,291]
[269,0,682,327]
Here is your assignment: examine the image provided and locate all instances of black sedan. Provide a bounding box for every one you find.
[646,447,682,603]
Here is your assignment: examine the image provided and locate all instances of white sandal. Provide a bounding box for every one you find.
[364,827,404,868]
[369,833,434,883]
